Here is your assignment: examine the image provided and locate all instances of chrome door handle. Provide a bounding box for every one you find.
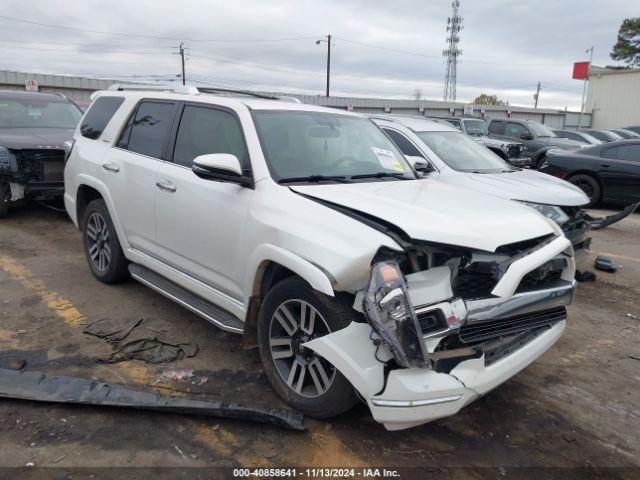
[156,179,177,193]
[102,162,120,173]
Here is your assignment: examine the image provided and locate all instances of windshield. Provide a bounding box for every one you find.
[605,130,624,140]
[0,98,82,129]
[253,111,416,182]
[528,122,557,138]
[463,119,489,136]
[416,131,512,173]
[581,133,603,144]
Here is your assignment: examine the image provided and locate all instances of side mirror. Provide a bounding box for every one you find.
[192,153,253,188]
[406,155,434,174]
[520,132,534,140]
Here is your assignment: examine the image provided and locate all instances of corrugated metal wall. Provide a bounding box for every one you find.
[586,69,640,129]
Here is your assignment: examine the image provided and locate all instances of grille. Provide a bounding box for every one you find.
[507,144,521,158]
[516,257,566,293]
[454,270,496,299]
[459,306,566,344]
[15,149,65,182]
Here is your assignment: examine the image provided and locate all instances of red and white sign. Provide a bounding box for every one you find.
[572,62,590,80]
[25,79,39,91]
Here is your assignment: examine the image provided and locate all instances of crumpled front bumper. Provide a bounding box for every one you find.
[305,235,575,430]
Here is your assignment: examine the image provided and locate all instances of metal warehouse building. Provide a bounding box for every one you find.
[0,69,590,128]
[586,67,640,129]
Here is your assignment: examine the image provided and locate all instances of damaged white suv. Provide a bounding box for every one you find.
[65,85,576,430]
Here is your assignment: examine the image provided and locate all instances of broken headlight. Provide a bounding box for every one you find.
[363,261,428,368]
[521,202,569,226]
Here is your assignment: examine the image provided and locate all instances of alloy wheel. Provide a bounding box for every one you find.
[86,212,111,272]
[571,178,594,198]
[269,299,336,398]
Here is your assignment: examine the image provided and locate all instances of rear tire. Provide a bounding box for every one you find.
[82,199,129,283]
[567,173,601,207]
[257,277,359,419]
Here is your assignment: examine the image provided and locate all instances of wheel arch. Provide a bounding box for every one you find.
[242,245,336,347]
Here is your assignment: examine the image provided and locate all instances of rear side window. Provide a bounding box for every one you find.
[80,96,124,139]
[118,101,177,159]
[383,129,424,158]
[172,105,248,168]
[488,121,505,134]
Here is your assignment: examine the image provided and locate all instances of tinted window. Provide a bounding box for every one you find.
[80,97,123,139]
[384,129,424,158]
[488,120,505,134]
[173,105,248,168]
[617,145,640,161]
[505,122,529,138]
[120,101,176,158]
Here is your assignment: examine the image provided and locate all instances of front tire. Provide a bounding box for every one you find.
[82,199,129,283]
[257,277,359,418]
[567,173,601,207]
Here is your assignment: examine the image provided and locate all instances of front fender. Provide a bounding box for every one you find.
[245,244,335,298]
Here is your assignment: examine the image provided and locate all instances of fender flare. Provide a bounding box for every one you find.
[75,174,131,251]
[245,244,335,298]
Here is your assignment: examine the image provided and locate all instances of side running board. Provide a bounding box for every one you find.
[128,264,244,334]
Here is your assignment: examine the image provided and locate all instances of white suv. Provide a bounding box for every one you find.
[65,85,576,430]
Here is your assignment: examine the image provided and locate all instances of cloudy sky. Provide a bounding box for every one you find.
[0,0,636,109]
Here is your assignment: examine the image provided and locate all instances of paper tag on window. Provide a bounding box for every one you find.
[371,147,404,172]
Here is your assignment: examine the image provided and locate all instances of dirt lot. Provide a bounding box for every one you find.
[0,205,639,479]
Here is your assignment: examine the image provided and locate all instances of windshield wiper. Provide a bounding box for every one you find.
[278,175,352,184]
[350,172,410,180]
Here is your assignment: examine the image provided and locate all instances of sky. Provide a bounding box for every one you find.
[0,0,636,109]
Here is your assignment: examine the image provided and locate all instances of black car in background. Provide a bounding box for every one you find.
[611,128,640,139]
[625,126,640,135]
[540,140,640,207]
[0,90,82,218]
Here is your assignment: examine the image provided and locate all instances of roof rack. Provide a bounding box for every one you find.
[104,83,297,102]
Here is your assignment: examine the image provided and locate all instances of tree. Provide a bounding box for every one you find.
[472,93,505,106]
[413,88,423,101]
[610,17,640,66]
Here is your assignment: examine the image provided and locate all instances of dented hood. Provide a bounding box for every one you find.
[465,169,589,206]
[291,179,557,252]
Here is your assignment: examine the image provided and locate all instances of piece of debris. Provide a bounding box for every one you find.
[0,368,304,430]
[52,455,66,464]
[174,445,187,460]
[575,270,596,282]
[212,424,220,431]
[126,451,136,463]
[626,313,638,320]
[594,256,618,273]
[629,355,640,362]
[84,318,198,364]
[161,367,195,382]
[25,462,34,467]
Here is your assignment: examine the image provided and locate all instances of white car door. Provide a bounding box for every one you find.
[154,102,253,301]
[104,99,179,256]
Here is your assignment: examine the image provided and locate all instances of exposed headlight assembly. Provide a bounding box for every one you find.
[521,201,570,226]
[363,261,428,368]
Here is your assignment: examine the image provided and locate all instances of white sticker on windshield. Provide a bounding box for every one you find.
[371,147,404,172]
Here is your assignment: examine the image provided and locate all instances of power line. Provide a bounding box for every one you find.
[0,14,320,43]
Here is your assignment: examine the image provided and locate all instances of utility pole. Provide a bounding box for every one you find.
[316,35,332,97]
[179,42,186,86]
[578,46,594,130]
[534,81,541,108]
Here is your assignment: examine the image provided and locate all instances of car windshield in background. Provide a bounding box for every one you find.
[0,98,82,129]
[582,133,603,144]
[416,130,512,173]
[463,119,489,136]
[528,122,557,138]
[253,111,416,183]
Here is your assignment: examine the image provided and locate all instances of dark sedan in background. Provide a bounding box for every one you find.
[0,90,81,218]
[540,140,640,207]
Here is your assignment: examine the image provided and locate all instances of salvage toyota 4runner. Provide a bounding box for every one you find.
[65,85,576,430]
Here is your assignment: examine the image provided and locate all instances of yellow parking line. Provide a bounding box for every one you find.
[0,254,85,327]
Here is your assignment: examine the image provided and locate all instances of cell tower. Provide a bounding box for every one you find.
[443,0,463,103]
